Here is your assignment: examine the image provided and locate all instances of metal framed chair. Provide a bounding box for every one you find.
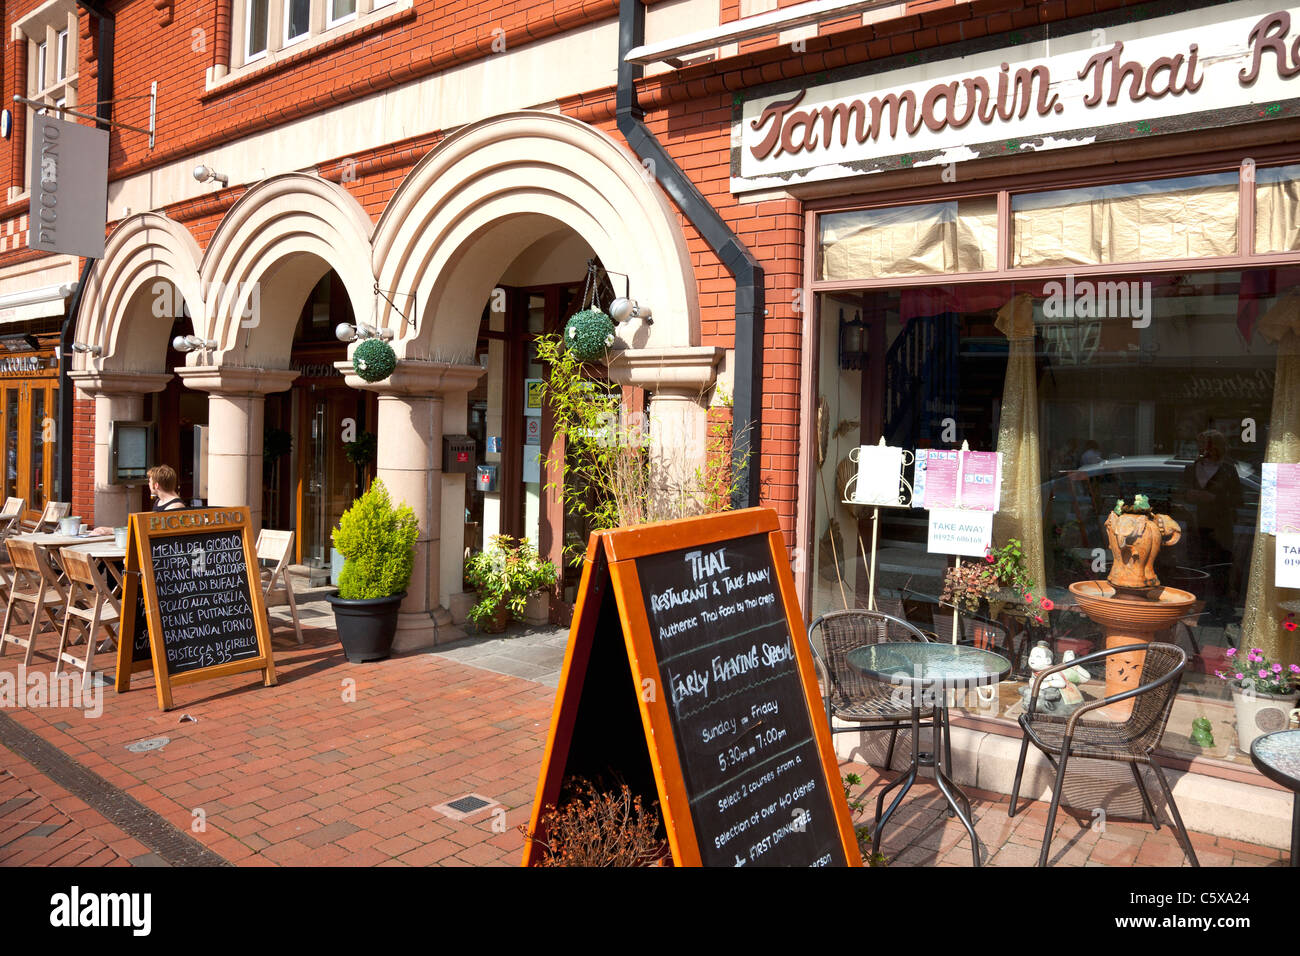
[256,529,302,644]
[1008,641,1199,867]
[1,538,68,665]
[54,546,121,678]
[20,500,70,534]
[808,608,943,773]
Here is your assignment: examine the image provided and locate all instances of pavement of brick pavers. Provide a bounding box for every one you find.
[0,604,1286,867]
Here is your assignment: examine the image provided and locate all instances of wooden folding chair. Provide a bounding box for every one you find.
[256,529,302,644]
[0,497,25,542]
[1,538,67,665]
[20,500,70,534]
[54,547,121,678]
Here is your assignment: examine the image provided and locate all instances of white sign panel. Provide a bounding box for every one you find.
[927,509,993,557]
[1278,533,1300,589]
[27,115,109,258]
[734,0,1300,191]
[851,443,905,506]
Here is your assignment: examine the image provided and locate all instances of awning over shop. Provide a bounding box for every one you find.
[0,282,76,325]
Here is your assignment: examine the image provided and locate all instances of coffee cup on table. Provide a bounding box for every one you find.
[114,527,128,548]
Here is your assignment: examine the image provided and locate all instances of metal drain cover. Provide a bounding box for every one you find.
[125,736,170,753]
[447,795,491,814]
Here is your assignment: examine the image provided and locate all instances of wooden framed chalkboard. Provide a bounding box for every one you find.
[524,508,860,867]
[115,506,277,711]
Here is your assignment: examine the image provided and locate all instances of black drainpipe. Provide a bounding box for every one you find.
[58,2,114,506]
[616,0,764,509]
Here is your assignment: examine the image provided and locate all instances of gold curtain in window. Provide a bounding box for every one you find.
[1014,181,1239,269]
[1256,175,1300,254]
[819,199,997,280]
[992,292,1045,594]
[1242,292,1300,662]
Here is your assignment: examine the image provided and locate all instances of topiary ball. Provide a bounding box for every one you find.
[563,309,616,363]
[353,337,397,382]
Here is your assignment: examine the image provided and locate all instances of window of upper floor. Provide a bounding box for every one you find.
[10,1,80,201]
[231,0,405,74]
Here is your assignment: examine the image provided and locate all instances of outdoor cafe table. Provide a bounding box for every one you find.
[1249,730,1300,867]
[846,641,1011,867]
[10,532,113,580]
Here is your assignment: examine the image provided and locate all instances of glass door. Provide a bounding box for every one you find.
[297,386,367,568]
[0,380,58,521]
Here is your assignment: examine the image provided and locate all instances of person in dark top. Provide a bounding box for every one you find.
[147,464,187,512]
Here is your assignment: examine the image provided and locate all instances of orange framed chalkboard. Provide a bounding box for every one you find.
[116,507,277,711]
[524,507,860,867]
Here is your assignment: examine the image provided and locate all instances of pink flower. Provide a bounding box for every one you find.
[1040,597,1055,611]
[1034,615,1044,624]
[1236,673,1245,680]
[1225,648,1237,657]
[985,553,995,564]
[1024,593,1034,604]
[1291,665,1300,674]
[1285,621,1297,632]
[1259,669,1269,679]
[1215,670,1226,679]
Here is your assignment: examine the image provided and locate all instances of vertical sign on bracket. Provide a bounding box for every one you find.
[524,508,860,867]
[26,115,109,259]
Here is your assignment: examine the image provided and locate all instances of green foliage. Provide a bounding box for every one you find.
[344,430,377,467]
[332,479,419,599]
[842,773,889,866]
[464,535,558,629]
[352,337,397,382]
[563,308,616,363]
[535,333,752,567]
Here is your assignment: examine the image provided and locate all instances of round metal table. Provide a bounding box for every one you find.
[1250,729,1300,867]
[847,641,1011,866]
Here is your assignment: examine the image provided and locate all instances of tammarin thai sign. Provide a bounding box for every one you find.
[26,114,109,258]
[733,0,1300,192]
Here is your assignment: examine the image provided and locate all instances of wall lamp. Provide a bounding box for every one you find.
[608,297,653,325]
[70,342,102,356]
[192,164,229,187]
[335,322,394,343]
[172,335,218,353]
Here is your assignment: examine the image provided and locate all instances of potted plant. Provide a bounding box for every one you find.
[464,535,557,633]
[941,538,1049,623]
[326,479,419,662]
[1214,625,1300,752]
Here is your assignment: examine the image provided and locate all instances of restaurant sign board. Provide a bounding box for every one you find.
[26,115,108,258]
[733,0,1300,192]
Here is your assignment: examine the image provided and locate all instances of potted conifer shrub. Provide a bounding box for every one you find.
[326,479,419,662]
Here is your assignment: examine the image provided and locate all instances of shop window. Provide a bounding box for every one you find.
[56,30,69,82]
[1012,173,1239,269]
[229,0,411,74]
[1256,164,1300,255]
[818,198,997,281]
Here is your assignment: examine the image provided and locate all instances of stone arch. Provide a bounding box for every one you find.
[75,212,204,373]
[371,110,700,359]
[201,172,374,366]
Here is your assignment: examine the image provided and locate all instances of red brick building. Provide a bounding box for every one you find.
[3,0,1300,839]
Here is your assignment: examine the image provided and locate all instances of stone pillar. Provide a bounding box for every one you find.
[337,359,484,651]
[176,367,299,532]
[608,346,724,498]
[68,370,172,527]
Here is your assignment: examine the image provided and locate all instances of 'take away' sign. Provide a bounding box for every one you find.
[734,0,1300,191]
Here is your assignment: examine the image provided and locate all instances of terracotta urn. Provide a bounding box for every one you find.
[1103,499,1181,599]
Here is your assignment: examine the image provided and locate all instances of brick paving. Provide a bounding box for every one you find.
[0,610,1286,867]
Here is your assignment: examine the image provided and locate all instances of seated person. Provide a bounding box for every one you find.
[90,464,187,534]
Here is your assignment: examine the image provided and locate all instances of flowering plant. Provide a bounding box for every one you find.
[1215,641,1300,696]
[941,538,1042,615]
[464,535,558,630]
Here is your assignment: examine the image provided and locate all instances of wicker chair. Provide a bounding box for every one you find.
[1008,642,1198,867]
[808,609,944,773]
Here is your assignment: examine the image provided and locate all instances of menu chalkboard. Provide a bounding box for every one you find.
[116,507,276,710]
[525,508,858,867]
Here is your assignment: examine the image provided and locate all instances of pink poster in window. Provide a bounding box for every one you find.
[959,451,1002,513]
[914,450,960,510]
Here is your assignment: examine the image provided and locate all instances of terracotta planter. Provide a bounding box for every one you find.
[1231,686,1300,753]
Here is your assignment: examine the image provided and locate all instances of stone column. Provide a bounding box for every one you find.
[608,346,724,499]
[337,359,484,652]
[68,370,172,527]
[176,366,299,532]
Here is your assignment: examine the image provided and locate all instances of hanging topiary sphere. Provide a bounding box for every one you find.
[563,308,616,363]
[353,337,397,382]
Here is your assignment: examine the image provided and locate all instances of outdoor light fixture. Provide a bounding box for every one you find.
[70,342,102,356]
[192,164,229,187]
[838,307,866,371]
[172,335,218,353]
[334,322,394,343]
[608,297,653,325]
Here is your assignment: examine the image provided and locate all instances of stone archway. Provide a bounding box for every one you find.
[362,111,718,648]
[71,213,205,526]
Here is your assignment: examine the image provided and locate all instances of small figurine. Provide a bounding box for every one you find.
[1027,641,1065,690]
[1061,650,1091,684]
[1191,716,1215,747]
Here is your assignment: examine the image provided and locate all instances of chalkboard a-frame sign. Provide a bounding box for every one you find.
[524,508,860,867]
[115,506,277,711]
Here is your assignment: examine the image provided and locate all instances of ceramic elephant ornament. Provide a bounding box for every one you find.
[1104,497,1182,599]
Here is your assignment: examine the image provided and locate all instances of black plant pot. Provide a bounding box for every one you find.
[326,591,406,663]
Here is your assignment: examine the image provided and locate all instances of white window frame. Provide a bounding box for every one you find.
[327,0,358,28]
[56,30,68,82]
[245,0,270,63]
[36,42,48,93]
[222,0,413,78]
[283,0,312,47]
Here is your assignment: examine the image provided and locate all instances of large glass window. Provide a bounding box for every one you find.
[285,0,311,44]
[818,198,997,281]
[811,267,1291,767]
[246,0,270,59]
